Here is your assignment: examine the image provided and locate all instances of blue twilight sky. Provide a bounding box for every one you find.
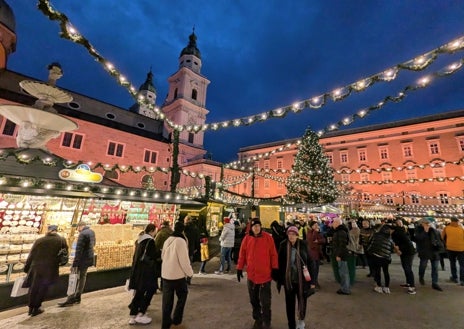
[6,0,464,163]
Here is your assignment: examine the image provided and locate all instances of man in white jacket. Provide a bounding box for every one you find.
[161,220,194,329]
[215,217,236,274]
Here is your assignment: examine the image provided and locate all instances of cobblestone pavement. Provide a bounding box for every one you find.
[0,255,463,329]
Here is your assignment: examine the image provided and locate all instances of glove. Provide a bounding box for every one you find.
[271,268,279,282]
[276,283,281,294]
[237,269,243,282]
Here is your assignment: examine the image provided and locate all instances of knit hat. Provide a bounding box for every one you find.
[174,220,185,233]
[251,218,261,227]
[224,217,230,224]
[286,226,299,236]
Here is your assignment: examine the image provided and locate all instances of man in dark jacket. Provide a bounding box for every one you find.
[414,217,443,291]
[58,221,96,306]
[332,218,351,295]
[392,218,417,294]
[24,225,67,316]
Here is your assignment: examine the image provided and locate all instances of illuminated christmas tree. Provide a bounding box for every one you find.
[286,128,338,204]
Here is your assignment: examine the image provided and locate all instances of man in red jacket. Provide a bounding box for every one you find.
[237,218,279,329]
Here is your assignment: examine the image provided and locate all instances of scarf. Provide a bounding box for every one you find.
[285,240,305,319]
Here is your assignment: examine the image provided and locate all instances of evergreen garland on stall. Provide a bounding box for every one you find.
[286,127,338,204]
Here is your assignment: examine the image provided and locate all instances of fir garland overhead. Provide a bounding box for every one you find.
[37,1,464,133]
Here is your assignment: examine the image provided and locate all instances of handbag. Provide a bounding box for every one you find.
[296,249,312,282]
[67,268,79,295]
[139,239,154,266]
[11,276,29,297]
[57,238,69,266]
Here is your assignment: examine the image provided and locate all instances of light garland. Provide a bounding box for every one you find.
[225,57,464,168]
[37,1,464,133]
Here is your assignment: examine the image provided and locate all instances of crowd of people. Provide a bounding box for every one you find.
[19,213,463,329]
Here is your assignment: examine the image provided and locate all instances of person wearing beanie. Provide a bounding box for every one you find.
[276,225,313,329]
[161,219,193,329]
[306,221,325,290]
[24,224,67,316]
[236,218,278,329]
[441,217,464,285]
[215,217,235,274]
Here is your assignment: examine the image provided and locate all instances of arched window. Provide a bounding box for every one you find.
[191,89,197,100]
[104,170,119,180]
[141,175,155,189]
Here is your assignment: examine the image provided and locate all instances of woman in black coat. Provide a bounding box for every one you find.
[277,226,313,329]
[24,225,67,316]
[128,224,159,325]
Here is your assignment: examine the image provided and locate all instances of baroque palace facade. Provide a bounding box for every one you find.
[0,1,463,219]
[238,110,464,218]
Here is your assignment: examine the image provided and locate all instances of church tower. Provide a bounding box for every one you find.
[129,69,157,119]
[162,30,210,150]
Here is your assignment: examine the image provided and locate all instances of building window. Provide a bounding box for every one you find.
[362,193,371,202]
[107,141,124,157]
[104,170,119,180]
[1,119,16,136]
[340,152,348,164]
[253,161,259,170]
[264,179,270,189]
[174,88,178,99]
[326,153,333,165]
[188,133,194,144]
[191,89,197,100]
[360,173,369,182]
[379,147,389,160]
[439,193,449,204]
[358,149,367,162]
[411,194,420,204]
[277,181,284,189]
[254,180,259,190]
[341,173,350,182]
[457,137,464,152]
[277,159,283,170]
[428,141,440,155]
[402,145,413,157]
[141,175,155,189]
[61,132,84,149]
[143,150,158,164]
[385,195,394,205]
[432,167,446,183]
[382,172,392,184]
[264,160,270,170]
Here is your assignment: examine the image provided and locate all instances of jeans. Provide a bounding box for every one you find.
[371,255,390,287]
[418,257,439,285]
[247,280,272,326]
[161,278,189,329]
[284,282,307,329]
[337,260,350,293]
[219,247,232,272]
[199,261,207,273]
[400,253,415,287]
[448,250,464,282]
[129,285,156,316]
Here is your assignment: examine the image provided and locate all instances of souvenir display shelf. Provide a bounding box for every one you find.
[0,193,179,284]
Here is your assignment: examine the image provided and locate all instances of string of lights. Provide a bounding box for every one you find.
[224,57,464,168]
[37,1,464,133]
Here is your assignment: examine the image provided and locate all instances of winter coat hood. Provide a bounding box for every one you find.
[138,233,153,244]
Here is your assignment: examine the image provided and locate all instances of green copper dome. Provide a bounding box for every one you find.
[180,31,201,59]
[139,70,156,93]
